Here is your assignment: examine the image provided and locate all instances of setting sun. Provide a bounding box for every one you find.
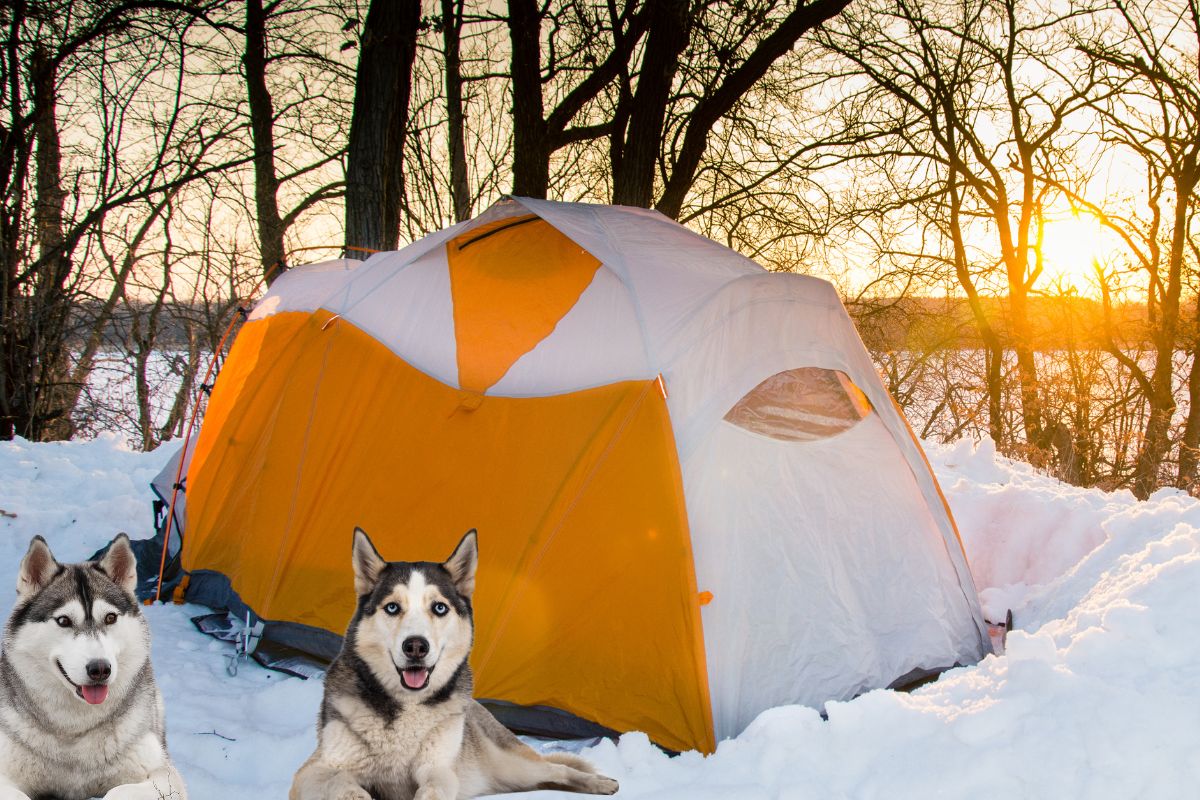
[1039,213,1121,292]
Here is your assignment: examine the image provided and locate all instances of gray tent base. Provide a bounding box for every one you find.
[191,612,328,680]
[888,664,962,693]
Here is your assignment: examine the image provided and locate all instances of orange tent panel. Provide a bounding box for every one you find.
[184,309,714,753]
[448,217,601,393]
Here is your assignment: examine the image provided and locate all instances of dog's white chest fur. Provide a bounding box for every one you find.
[322,693,466,794]
[0,708,168,796]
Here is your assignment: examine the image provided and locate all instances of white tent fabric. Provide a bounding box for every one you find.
[247,197,990,742]
[149,435,197,566]
[686,417,981,737]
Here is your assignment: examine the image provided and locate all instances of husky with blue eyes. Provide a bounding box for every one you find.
[0,535,187,800]
[290,528,618,800]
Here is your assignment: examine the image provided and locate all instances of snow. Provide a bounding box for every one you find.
[2,434,1199,798]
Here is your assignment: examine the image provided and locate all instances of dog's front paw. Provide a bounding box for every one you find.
[587,775,619,795]
[103,784,178,800]
[413,788,450,800]
[333,788,372,800]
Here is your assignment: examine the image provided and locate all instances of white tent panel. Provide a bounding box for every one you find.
[331,224,463,315]
[685,414,982,741]
[517,198,761,359]
[329,247,461,388]
[659,273,857,455]
[248,259,360,322]
[490,265,654,396]
[247,219,466,326]
[659,273,989,691]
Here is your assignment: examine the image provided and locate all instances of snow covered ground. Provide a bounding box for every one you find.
[1,434,1198,798]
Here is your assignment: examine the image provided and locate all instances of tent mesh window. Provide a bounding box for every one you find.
[724,367,873,441]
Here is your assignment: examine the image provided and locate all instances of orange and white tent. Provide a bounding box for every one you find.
[172,197,990,753]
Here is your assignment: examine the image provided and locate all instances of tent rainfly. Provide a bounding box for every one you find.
[163,197,992,754]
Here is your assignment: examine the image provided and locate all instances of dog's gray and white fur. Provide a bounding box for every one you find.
[290,528,619,800]
[0,535,187,800]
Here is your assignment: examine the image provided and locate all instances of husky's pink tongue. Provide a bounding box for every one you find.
[401,668,429,689]
[80,684,109,705]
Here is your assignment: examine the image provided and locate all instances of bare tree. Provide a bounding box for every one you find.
[818,0,1098,450]
[344,0,421,253]
[648,0,853,219]
[442,0,471,222]
[1,0,248,441]
[1064,0,1200,497]
[243,0,353,280]
[609,0,689,207]
[502,0,852,214]
[507,0,648,199]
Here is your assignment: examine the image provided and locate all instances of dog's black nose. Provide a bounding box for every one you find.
[402,636,429,661]
[86,659,111,683]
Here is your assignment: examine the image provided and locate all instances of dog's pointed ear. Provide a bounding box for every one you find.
[443,529,478,599]
[352,527,387,597]
[18,536,59,598]
[97,533,138,596]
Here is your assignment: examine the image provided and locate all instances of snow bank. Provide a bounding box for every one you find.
[2,435,1198,798]
[928,436,1137,620]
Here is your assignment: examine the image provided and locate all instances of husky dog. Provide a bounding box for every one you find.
[0,535,187,800]
[290,528,619,800]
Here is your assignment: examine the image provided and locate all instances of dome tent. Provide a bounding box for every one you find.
[171,197,991,754]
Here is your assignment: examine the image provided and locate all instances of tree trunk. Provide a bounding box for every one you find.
[344,0,420,253]
[507,0,547,198]
[158,326,201,442]
[134,340,154,451]
[996,182,1043,448]
[245,0,286,281]
[1178,166,1200,491]
[1133,389,1176,500]
[947,162,1003,445]
[1177,342,1200,490]
[1008,284,1043,446]
[29,45,73,440]
[62,191,175,425]
[0,0,32,441]
[132,261,170,451]
[610,0,690,207]
[1132,177,1190,498]
[443,0,470,221]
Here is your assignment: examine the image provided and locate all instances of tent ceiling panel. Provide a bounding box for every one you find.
[448,218,601,393]
[513,198,765,354]
[329,225,464,317]
[490,265,653,396]
[326,247,460,388]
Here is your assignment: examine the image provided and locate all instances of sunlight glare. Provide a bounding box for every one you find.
[1039,213,1117,294]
